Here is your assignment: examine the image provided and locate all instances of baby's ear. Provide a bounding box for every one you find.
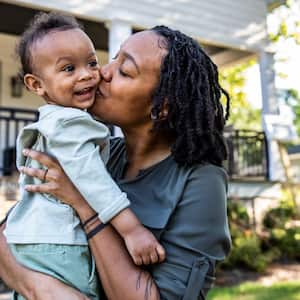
[24,74,45,96]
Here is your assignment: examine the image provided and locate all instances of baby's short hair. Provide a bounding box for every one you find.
[17,11,83,80]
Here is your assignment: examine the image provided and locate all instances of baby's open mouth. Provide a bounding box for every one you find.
[75,87,94,95]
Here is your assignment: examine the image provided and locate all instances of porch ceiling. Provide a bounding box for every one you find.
[207,47,255,68]
[0,1,255,68]
[0,1,108,50]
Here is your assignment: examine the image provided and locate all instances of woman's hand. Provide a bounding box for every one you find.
[20,149,85,210]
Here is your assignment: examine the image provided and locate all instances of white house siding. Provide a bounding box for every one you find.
[0,33,42,109]
[10,0,268,51]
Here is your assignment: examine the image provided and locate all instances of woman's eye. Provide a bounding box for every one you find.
[89,60,98,68]
[62,65,75,72]
[112,53,119,60]
[119,69,128,77]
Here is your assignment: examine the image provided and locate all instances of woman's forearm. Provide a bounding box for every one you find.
[0,224,34,299]
[76,204,160,300]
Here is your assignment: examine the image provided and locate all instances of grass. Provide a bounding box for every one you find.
[207,281,300,300]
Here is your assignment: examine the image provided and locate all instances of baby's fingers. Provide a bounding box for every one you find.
[156,244,166,263]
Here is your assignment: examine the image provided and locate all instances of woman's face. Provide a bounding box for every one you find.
[90,30,167,130]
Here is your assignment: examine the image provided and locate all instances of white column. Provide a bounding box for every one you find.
[107,19,132,137]
[108,19,132,62]
[259,51,279,115]
[259,51,285,181]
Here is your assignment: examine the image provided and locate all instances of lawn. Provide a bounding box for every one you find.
[207,281,300,300]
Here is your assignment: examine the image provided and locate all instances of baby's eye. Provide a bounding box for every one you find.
[89,60,99,68]
[62,65,75,72]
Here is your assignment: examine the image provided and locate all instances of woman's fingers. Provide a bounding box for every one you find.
[25,183,53,194]
[22,149,58,169]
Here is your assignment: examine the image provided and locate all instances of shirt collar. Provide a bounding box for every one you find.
[38,104,63,120]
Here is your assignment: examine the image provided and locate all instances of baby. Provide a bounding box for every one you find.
[4,12,164,299]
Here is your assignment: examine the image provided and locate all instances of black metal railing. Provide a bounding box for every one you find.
[0,107,39,175]
[0,107,269,180]
[224,129,269,180]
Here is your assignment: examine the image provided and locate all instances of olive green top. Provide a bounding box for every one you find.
[104,138,231,300]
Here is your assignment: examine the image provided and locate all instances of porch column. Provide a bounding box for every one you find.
[107,19,132,137]
[259,51,285,181]
[259,51,278,115]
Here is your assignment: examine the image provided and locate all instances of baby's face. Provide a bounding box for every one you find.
[31,28,100,110]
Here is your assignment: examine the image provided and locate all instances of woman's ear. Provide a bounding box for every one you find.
[24,74,45,97]
[159,98,169,119]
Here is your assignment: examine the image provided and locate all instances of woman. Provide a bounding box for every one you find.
[0,25,231,299]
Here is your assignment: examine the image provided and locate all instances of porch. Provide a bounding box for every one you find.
[0,106,270,180]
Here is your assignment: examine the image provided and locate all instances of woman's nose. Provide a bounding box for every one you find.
[100,63,112,82]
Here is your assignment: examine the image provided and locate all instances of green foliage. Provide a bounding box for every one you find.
[222,194,299,272]
[281,89,300,136]
[207,281,300,300]
[263,194,300,260]
[269,0,300,45]
[223,235,270,272]
[263,192,296,228]
[221,201,271,272]
[268,1,300,133]
[269,227,300,259]
[220,61,262,131]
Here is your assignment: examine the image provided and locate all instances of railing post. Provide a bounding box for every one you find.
[0,106,38,175]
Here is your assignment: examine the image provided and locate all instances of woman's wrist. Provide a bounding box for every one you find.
[73,196,97,223]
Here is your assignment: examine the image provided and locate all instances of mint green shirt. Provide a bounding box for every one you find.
[5,105,129,245]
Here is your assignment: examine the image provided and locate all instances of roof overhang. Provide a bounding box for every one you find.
[0,1,108,50]
[0,1,257,68]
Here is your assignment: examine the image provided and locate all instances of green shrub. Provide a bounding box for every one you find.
[221,196,299,273]
[263,199,296,229]
[269,226,300,260]
[221,201,270,272]
[222,235,270,272]
[262,195,300,260]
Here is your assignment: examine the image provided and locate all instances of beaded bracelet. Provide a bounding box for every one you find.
[81,212,99,228]
[87,222,108,240]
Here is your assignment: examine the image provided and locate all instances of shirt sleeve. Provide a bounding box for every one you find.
[149,165,231,300]
[45,114,130,223]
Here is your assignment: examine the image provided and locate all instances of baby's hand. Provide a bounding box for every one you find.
[124,225,165,265]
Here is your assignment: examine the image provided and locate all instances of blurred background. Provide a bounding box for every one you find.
[0,0,299,299]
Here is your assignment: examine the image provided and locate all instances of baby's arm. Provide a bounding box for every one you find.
[110,208,165,265]
[43,110,165,265]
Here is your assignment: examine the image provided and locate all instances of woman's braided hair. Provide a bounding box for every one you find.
[150,25,230,167]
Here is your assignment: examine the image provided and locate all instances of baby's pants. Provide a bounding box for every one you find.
[9,243,101,300]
